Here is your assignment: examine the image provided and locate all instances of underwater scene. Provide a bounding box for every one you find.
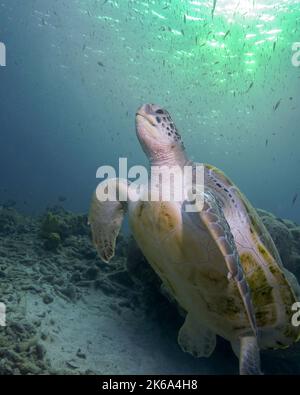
[1,0,300,376]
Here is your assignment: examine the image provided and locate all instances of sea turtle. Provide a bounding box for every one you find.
[89,104,300,375]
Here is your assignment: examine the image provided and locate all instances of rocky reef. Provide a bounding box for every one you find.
[0,204,300,375]
[257,209,300,279]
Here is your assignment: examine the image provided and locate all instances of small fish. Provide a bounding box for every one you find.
[97,61,104,67]
[273,99,281,111]
[184,14,187,24]
[212,0,217,18]
[224,30,231,39]
[292,193,298,206]
[273,41,276,52]
[245,82,254,93]
[265,139,268,147]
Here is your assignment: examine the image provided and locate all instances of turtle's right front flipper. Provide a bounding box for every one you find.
[184,190,258,337]
[240,336,262,375]
[184,189,261,375]
[89,178,129,263]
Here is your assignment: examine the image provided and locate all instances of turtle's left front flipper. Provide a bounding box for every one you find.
[89,178,129,263]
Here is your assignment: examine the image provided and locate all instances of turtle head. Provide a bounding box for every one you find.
[136,104,186,165]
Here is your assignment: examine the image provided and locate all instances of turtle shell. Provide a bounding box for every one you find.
[205,164,300,349]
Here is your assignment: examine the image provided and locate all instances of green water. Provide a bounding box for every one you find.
[1,0,300,221]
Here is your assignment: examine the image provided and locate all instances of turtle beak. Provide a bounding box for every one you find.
[136,104,158,140]
[136,104,155,126]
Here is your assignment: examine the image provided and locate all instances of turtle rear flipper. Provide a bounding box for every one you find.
[178,313,216,358]
[89,178,129,263]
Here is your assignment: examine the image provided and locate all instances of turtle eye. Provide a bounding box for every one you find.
[155,109,164,115]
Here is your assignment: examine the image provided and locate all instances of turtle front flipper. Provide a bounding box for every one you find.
[240,336,262,375]
[184,190,258,337]
[183,189,261,374]
[89,178,130,263]
[231,337,263,375]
